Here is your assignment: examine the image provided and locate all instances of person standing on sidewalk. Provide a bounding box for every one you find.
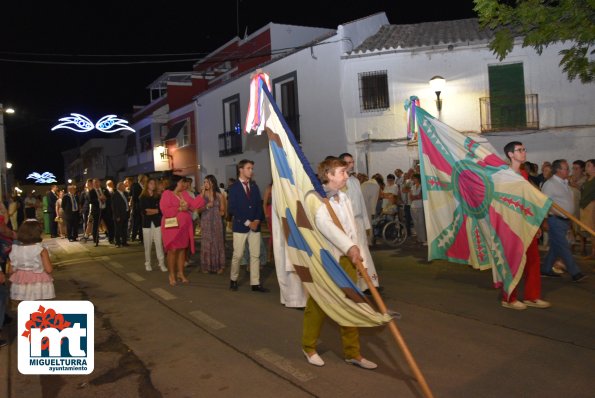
[130,175,147,243]
[228,159,268,292]
[139,178,166,272]
[111,182,130,248]
[541,159,588,282]
[501,142,551,310]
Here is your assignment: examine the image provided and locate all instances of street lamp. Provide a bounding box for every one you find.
[429,76,446,112]
[0,103,15,201]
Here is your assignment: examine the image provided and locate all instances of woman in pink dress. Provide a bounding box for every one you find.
[160,176,206,286]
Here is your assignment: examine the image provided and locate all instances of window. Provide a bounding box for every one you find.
[220,94,242,156]
[177,122,190,147]
[358,70,389,112]
[125,134,137,156]
[488,63,527,129]
[138,125,152,153]
[273,72,300,142]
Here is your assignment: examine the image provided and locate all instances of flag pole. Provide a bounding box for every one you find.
[550,202,595,238]
[323,198,434,398]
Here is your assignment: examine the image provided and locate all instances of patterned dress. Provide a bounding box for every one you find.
[200,194,226,273]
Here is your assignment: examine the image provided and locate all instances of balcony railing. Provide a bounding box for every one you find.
[479,94,539,132]
[218,131,243,156]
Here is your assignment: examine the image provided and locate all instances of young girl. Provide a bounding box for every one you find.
[9,220,55,301]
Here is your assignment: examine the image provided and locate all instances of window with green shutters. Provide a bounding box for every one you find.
[488,63,527,130]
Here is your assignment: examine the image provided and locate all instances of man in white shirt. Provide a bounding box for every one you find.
[540,159,587,282]
[382,174,399,210]
[338,153,380,291]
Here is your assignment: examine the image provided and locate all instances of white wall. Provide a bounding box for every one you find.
[342,40,595,177]
[195,16,388,191]
[270,24,334,53]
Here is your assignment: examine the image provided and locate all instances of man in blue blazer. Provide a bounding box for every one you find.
[228,159,268,292]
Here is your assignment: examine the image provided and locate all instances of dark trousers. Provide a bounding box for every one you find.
[115,216,129,246]
[65,212,80,240]
[48,211,58,237]
[101,209,114,242]
[404,204,413,235]
[130,206,142,241]
[91,208,101,244]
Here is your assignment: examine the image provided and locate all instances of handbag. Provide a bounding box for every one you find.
[164,216,179,228]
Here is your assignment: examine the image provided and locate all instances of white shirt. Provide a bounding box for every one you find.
[382,183,399,209]
[344,176,371,229]
[313,191,357,259]
[541,174,574,216]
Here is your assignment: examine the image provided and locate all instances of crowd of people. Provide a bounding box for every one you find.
[0,146,592,364]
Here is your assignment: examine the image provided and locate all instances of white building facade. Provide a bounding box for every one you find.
[193,15,595,189]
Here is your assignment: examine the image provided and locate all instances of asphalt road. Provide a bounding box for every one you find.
[1,235,594,398]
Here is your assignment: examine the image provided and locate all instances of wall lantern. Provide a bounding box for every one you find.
[429,76,446,112]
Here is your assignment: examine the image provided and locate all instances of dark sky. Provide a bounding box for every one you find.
[0,1,477,182]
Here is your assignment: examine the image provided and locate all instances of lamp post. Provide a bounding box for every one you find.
[0,103,15,202]
[429,76,446,113]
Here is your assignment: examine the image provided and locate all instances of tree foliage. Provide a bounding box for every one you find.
[474,0,595,83]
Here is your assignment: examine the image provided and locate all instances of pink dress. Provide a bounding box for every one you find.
[9,243,55,300]
[160,190,206,253]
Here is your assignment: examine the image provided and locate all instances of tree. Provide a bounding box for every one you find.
[474,0,595,83]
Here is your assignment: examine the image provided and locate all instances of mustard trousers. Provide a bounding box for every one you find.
[301,256,360,360]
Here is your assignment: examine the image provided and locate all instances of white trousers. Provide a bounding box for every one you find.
[231,231,261,285]
[142,224,165,267]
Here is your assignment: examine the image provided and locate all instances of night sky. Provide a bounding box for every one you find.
[0,1,477,182]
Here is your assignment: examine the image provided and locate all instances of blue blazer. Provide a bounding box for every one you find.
[227,180,264,233]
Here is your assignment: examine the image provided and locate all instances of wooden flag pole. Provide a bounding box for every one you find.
[323,198,434,398]
[551,202,595,238]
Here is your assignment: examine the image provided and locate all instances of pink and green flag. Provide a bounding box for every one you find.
[405,97,551,294]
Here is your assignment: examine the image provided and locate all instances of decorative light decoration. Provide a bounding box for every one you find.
[95,115,135,133]
[51,113,135,133]
[27,172,57,184]
[51,113,94,132]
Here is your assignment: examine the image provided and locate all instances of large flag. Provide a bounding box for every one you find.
[246,73,391,327]
[405,97,552,294]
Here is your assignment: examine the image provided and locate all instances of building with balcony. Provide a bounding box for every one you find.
[122,22,333,185]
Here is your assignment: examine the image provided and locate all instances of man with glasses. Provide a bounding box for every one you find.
[500,142,551,310]
[541,159,587,282]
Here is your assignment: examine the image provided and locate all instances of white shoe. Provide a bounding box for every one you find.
[145,265,152,271]
[345,357,378,370]
[523,299,551,309]
[159,265,167,272]
[501,300,527,310]
[302,350,324,367]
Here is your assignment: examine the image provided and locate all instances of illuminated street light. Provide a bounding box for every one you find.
[0,103,15,200]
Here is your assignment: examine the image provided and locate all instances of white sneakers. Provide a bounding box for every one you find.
[302,350,325,366]
[146,264,168,272]
[302,350,378,370]
[345,357,378,370]
[502,299,552,310]
[501,300,527,310]
[523,299,552,309]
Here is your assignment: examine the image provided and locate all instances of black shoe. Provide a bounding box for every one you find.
[122,243,130,247]
[251,285,269,293]
[0,339,7,348]
[94,243,99,247]
[230,280,238,291]
[572,273,588,282]
[540,272,561,278]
